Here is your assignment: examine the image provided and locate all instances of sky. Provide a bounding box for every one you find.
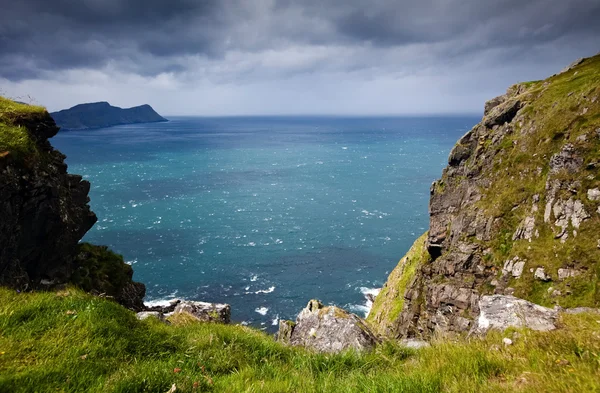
[1,0,599,116]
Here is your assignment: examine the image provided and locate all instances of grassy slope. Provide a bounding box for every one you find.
[367,232,430,336]
[477,55,600,307]
[0,97,46,156]
[1,288,599,393]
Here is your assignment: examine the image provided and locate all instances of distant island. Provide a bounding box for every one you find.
[50,102,167,131]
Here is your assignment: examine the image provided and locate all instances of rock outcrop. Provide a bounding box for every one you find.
[278,299,378,353]
[369,54,600,339]
[0,98,145,309]
[476,295,558,333]
[173,300,231,324]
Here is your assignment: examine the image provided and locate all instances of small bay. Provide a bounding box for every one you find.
[52,115,477,330]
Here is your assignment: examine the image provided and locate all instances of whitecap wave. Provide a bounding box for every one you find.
[255,307,269,315]
[255,286,275,294]
[144,290,180,308]
[355,287,381,317]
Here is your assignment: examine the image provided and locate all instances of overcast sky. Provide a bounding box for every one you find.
[1,0,598,116]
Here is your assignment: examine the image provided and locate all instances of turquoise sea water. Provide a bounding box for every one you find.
[51,116,478,330]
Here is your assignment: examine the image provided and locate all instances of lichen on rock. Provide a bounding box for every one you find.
[278,299,378,353]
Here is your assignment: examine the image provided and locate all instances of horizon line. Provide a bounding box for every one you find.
[161,112,483,118]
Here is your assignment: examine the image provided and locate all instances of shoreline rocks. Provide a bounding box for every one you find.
[139,299,231,324]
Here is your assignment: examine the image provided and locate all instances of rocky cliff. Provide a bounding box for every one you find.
[369,55,600,339]
[0,97,145,309]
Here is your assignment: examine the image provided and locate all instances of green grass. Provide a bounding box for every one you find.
[367,233,430,337]
[0,96,46,157]
[461,54,600,308]
[0,288,599,392]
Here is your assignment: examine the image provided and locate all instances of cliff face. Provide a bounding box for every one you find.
[369,55,600,338]
[51,102,167,131]
[0,98,145,309]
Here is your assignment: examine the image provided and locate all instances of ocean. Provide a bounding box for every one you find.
[51,115,478,331]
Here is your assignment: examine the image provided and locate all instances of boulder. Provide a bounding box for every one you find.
[483,99,522,128]
[173,301,231,324]
[588,188,600,202]
[136,311,162,321]
[513,216,536,241]
[503,257,526,278]
[277,299,378,353]
[534,267,551,281]
[549,144,583,174]
[477,295,557,332]
[557,268,581,281]
[276,320,296,343]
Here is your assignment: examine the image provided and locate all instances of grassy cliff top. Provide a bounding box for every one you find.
[0,96,46,156]
[474,54,600,307]
[1,287,600,392]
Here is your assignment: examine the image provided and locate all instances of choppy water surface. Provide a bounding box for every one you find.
[52,116,477,330]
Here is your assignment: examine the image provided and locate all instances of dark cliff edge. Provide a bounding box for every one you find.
[369,54,600,338]
[50,101,167,131]
[0,97,145,310]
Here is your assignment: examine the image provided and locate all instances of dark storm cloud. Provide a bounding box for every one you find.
[0,0,225,79]
[1,0,599,81]
[330,0,600,56]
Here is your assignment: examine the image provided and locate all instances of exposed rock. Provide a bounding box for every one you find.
[136,311,163,321]
[563,307,600,315]
[503,337,513,346]
[503,257,526,278]
[549,144,583,174]
[429,284,478,310]
[0,114,96,288]
[513,216,536,241]
[369,55,600,340]
[173,301,231,324]
[557,268,581,281]
[484,94,507,116]
[548,287,562,297]
[588,188,600,201]
[483,100,522,128]
[0,107,145,311]
[477,295,557,332]
[279,299,378,353]
[552,198,589,242]
[534,268,551,281]
[276,320,296,344]
[558,58,585,74]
